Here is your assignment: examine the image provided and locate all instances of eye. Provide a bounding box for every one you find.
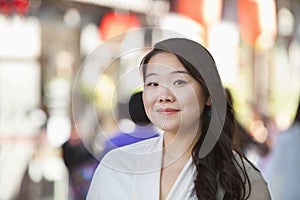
[145,82,158,87]
[174,79,187,86]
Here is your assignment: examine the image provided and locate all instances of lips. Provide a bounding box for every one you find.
[157,108,180,115]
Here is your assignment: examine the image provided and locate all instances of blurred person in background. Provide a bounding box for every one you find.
[262,95,300,200]
[62,124,98,200]
[98,91,159,160]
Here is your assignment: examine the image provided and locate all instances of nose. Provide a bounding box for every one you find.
[158,87,175,103]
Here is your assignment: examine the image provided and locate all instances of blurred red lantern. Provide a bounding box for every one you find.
[99,12,140,41]
[0,0,29,15]
[0,1,11,15]
[177,0,223,28]
[238,0,277,46]
[14,0,29,15]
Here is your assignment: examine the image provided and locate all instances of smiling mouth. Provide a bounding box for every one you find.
[157,108,180,115]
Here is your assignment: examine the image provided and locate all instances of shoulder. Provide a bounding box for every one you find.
[232,151,265,182]
[232,152,271,199]
[87,156,134,199]
[216,152,270,199]
[88,135,163,199]
[100,135,163,173]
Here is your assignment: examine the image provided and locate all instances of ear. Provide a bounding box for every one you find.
[206,96,211,106]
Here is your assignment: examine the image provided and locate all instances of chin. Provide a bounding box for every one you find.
[159,125,179,133]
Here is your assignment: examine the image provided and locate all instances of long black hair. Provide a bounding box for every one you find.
[141,48,255,199]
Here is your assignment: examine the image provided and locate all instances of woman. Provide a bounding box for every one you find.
[87,38,271,199]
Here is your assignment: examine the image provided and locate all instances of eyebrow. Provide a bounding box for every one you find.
[145,73,157,79]
[171,70,189,75]
[145,70,190,79]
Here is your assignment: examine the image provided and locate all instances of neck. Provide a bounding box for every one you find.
[162,127,200,166]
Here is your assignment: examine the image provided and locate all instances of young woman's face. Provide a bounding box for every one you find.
[143,52,209,133]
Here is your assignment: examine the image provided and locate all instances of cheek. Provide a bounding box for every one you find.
[181,88,206,115]
[185,96,202,114]
[142,91,154,116]
[196,93,206,112]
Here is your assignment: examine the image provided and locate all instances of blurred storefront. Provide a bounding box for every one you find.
[0,0,300,199]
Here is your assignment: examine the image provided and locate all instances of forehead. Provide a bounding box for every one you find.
[147,52,187,72]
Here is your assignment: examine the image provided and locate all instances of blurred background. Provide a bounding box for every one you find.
[0,0,299,199]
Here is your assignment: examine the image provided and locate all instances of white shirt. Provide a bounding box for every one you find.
[88,134,270,200]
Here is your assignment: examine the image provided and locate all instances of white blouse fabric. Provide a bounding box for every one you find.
[87,134,271,200]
